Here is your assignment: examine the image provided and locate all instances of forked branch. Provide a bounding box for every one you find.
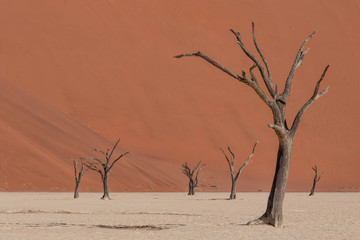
[230,26,275,98]
[283,31,317,100]
[252,22,272,84]
[109,152,129,170]
[290,65,329,136]
[235,141,258,179]
[174,47,273,107]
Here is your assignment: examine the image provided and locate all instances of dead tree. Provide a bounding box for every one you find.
[220,142,257,200]
[73,160,93,199]
[309,165,323,196]
[175,22,329,227]
[181,161,205,195]
[83,139,129,200]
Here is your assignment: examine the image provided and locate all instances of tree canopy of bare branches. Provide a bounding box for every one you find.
[83,139,129,200]
[220,142,257,199]
[175,22,329,227]
[181,160,205,195]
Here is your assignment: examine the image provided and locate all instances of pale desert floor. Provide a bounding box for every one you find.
[0,192,359,240]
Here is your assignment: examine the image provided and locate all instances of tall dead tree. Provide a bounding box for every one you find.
[73,160,93,199]
[83,139,129,200]
[175,22,329,227]
[181,161,205,195]
[220,142,257,200]
[309,165,323,196]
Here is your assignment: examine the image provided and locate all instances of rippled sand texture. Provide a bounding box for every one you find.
[0,192,359,240]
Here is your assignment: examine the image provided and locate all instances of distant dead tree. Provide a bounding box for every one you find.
[175,22,329,227]
[309,165,323,196]
[73,160,93,199]
[83,139,129,200]
[181,161,205,195]
[220,142,258,200]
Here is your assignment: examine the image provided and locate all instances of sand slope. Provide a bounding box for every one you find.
[0,0,359,191]
[0,79,181,191]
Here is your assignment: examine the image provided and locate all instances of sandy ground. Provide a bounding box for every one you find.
[0,192,359,240]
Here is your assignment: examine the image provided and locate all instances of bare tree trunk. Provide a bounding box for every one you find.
[249,138,293,227]
[309,183,316,196]
[101,173,110,200]
[309,165,322,196]
[74,181,80,199]
[188,179,195,195]
[229,179,237,199]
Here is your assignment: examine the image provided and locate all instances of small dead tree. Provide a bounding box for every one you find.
[73,160,93,199]
[181,161,205,195]
[175,22,329,227]
[83,139,129,200]
[220,142,257,200]
[309,165,323,196]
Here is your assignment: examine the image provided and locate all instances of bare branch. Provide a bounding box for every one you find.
[94,148,107,157]
[235,141,258,180]
[174,51,243,81]
[219,148,232,171]
[283,31,317,100]
[251,22,274,96]
[317,172,323,183]
[109,151,129,171]
[108,138,121,160]
[230,27,275,98]
[227,146,235,163]
[83,162,102,174]
[81,161,94,177]
[194,163,206,187]
[82,157,105,167]
[290,65,329,136]
[175,42,273,108]
[268,124,286,135]
[181,162,192,178]
[191,160,203,176]
[249,63,258,84]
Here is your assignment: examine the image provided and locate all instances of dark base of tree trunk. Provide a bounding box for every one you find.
[101,194,111,200]
[247,212,283,228]
[188,182,195,195]
[74,183,80,199]
[309,182,317,196]
[229,183,237,200]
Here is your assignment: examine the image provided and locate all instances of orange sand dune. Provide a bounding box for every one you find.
[0,79,181,192]
[0,0,359,192]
